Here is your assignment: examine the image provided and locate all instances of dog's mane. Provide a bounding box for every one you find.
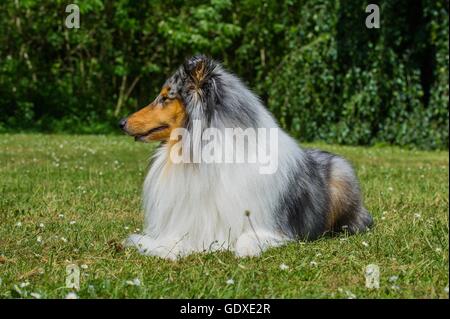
[170,55,267,132]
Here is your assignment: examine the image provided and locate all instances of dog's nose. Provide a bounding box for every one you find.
[118,118,127,130]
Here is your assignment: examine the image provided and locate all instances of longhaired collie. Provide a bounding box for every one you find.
[119,55,372,259]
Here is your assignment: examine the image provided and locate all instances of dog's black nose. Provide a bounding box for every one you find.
[118,118,127,130]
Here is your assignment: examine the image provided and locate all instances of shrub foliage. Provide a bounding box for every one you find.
[0,0,448,149]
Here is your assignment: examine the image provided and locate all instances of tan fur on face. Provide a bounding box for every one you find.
[125,87,186,142]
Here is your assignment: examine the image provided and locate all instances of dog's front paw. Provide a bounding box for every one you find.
[234,233,263,258]
[234,230,287,258]
[145,244,183,261]
[123,234,152,254]
[124,234,183,260]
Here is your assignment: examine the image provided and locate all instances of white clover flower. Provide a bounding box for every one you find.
[132,278,141,286]
[226,279,234,285]
[389,275,398,283]
[39,223,45,228]
[125,278,141,286]
[37,236,42,243]
[65,292,78,299]
[30,292,42,299]
[124,226,129,230]
[279,263,289,270]
[414,213,421,219]
[16,222,22,227]
[70,221,76,225]
[81,264,88,270]
[58,214,64,218]
[387,187,394,191]
[345,290,356,299]
[362,241,369,247]
[310,261,318,267]
[61,237,68,243]
[19,281,30,288]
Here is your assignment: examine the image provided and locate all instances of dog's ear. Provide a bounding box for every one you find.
[184,55,211,87]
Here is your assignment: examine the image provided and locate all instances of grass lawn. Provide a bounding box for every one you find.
[0,133,448,299]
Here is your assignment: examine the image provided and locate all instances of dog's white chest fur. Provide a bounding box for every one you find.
[125,137,297,259]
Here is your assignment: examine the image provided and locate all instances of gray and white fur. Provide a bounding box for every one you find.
[125,55,373,259]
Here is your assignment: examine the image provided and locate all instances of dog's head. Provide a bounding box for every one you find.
[119,55,217,142]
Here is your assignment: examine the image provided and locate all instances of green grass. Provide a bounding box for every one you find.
[0,133,448,299]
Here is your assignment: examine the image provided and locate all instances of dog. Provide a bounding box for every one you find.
[119,55,372,260]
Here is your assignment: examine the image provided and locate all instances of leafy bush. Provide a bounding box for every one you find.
[0,0,448,149]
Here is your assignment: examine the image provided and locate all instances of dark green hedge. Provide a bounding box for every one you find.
[0,0,448,149]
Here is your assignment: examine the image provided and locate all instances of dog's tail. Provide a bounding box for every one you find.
[348,207,373,234]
